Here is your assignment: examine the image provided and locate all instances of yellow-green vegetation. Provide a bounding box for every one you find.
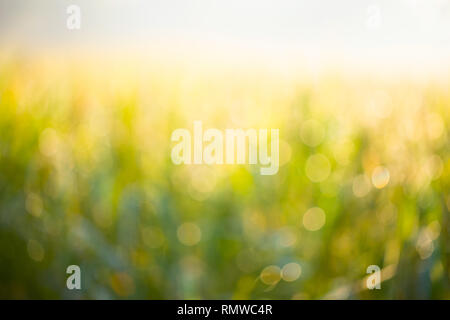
[0,54,449,299]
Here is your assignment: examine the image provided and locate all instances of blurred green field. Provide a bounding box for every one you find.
[0,54,449,299]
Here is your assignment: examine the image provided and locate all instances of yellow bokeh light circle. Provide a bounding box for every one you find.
[303,207,326,231]
[177,222,202,246]
[281,263,302,282]
[305,154,331,182]
[371,166,390,189]
[260,265,281,285]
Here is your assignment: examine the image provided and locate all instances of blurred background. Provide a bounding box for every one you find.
[0,0,449,299]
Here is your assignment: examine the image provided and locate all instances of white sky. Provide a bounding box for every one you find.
[1,0,449,72]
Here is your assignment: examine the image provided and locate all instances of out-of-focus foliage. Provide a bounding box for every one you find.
[0,54,449,299]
